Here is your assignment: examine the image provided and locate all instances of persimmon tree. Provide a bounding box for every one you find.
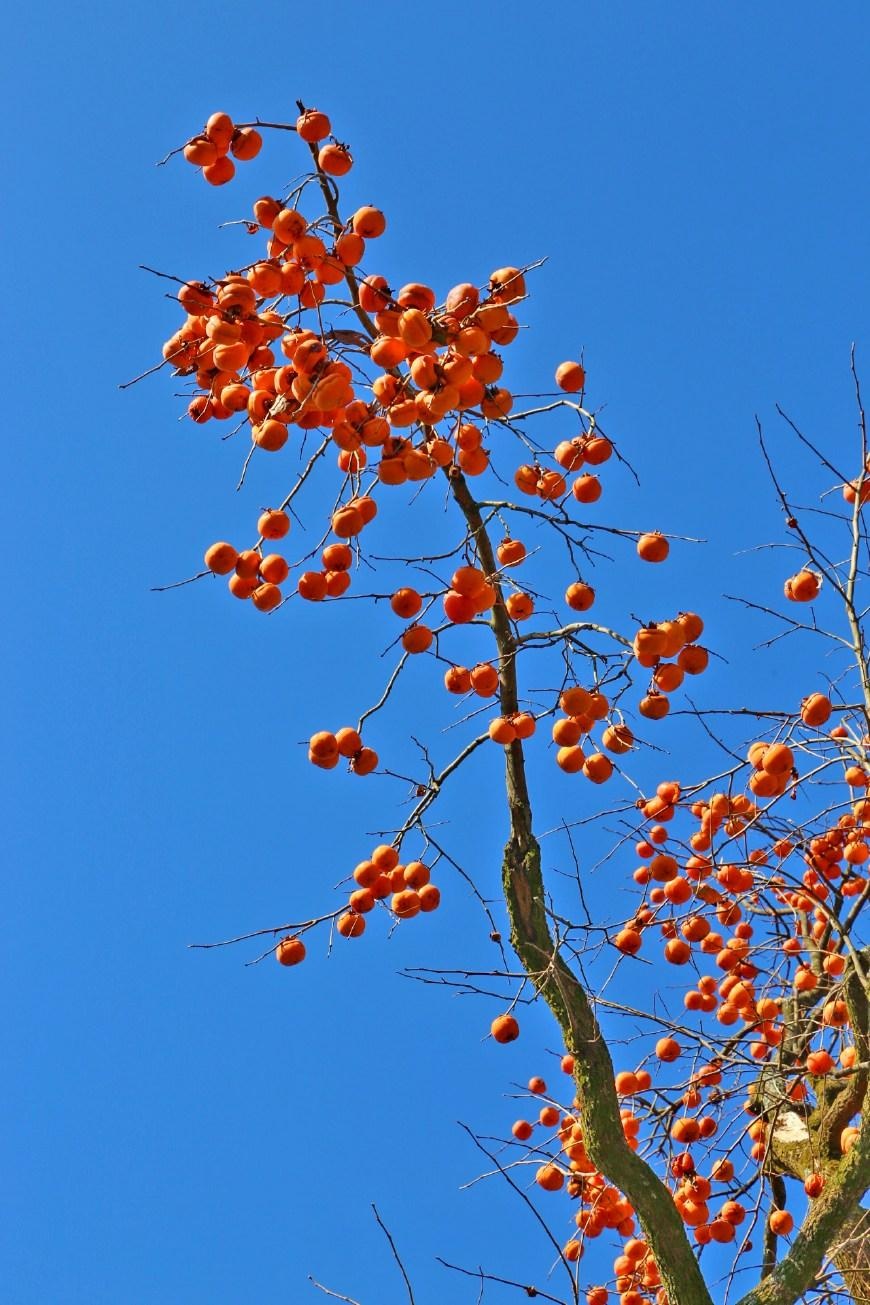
[139,104,869,1305]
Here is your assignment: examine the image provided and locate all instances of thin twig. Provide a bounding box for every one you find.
[372,1205,415,1305]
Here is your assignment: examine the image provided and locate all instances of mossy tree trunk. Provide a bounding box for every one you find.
[830,1206,870,1303]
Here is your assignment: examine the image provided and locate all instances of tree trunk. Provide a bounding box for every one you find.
[448,471,716,1305]
[830,1205,870,1304]
[449,467,870,1305]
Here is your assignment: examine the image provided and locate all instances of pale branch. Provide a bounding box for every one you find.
[517,621,632,650]
[309,1277,364,1305]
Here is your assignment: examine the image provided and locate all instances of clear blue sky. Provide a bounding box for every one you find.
[5,4,870,1302]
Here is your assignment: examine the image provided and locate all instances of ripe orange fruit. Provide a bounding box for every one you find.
[203,156,235,186]
[769,1210,793,1236]
[318,143,353,175]
[322,543,353,571]
[298,571,328,601]
[443,589,477,623]
[572,474,601,504]
[450,565,487,597]
[654,663,684,693]
[506,592,534,621]
[204,111,234,151]
[418,883,441,912]
[470,663,499,696]
[556,745,585,773]
[761,742,794,775]
[555,438,585,470]
[664,939,690,965]
[801,692,832,726]
[275,936,306,966]
[678,645,709,674]
[565,582,595,611]
[296,108,331,142]
[489,266,526,303]
[614,1071,640,1095]
[259,554,289,585]
[842,1126,860,1154]
[552,718,583,747]
[583,753,613,784]
[258,509,290,540]
[184,136,218,166]
[637,533,669,563]
[331,505,364,538]
[178,280,214,314]
[231,127,262,160]
[497,538,526,567]
[390,587,422,618]
[584,436,613,465]
[489,716,517,745]
[348,888,375,914]
[602,724,634,754]
[352,206,386,238]
[491,1013,520,1043]
[614,929,642,956]
[401,623,433,654]
[205,542,238,574]
[337,911,366,938]
[555,361,586,392]
[228,574,258,600]
[391,889,421,919]
[536,1163,564,1192]
[639,693,670,720]
[309,731,339,765]
[444,665,472,694]
[512,712,536,740]
[252,420,288,452]
[368,846,397,873]
[334,727,363,758]
[350,747,378,776]
[234,550,261,579]
[784,569,821,602]
[806,1050,835,1075]
[353,861,378,890]
[252,583,282,612]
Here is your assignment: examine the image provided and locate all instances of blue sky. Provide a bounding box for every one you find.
[5,4,870,1302]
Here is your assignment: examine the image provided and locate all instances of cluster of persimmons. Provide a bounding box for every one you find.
[491,687,864,1297]
[153,106,864,1304]
[163,105,707,802]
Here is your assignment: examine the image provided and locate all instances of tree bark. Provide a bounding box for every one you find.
[830,1206,870,1304]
